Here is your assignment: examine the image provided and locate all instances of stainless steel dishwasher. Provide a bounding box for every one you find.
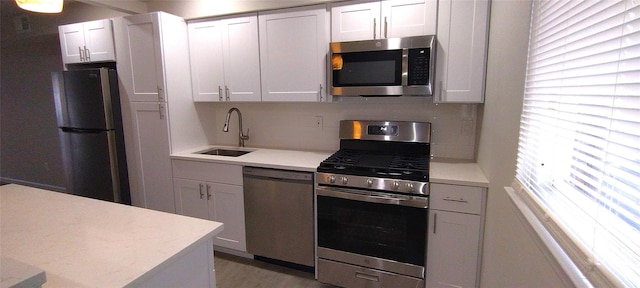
[243,166,314,268]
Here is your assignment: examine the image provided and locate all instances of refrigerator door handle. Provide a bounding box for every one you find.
[52,72,70,127]
[61,127,107,133]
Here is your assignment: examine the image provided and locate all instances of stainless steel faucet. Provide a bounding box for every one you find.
[223,107,249,147]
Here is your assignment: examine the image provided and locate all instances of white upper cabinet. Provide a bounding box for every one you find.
[258,5,329,102]
[331,0,437,42]
[188,14,262,102]
[114,13,165,103]
[434,0,490,103]
[58,19,116,64]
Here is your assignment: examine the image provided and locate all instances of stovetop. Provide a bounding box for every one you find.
[317,149,430,181]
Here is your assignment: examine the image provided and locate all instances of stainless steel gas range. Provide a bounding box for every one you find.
[316,120,431,288]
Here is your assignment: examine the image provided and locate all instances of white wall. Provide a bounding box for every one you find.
[477,1,569,287]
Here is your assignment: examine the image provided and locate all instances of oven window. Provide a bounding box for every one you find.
[317,195,426,266]
[332,50,402,86]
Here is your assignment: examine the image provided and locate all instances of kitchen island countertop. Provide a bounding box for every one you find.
[0,184,223,288]
[171,146,489,187]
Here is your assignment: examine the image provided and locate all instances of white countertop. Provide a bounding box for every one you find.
[0,184,223,288]
[171,146,334,172]
[1,257,46,288]
[172,146,489,187]
[430,162,489,187]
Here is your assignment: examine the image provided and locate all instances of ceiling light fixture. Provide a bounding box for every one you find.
[15,0,63,13]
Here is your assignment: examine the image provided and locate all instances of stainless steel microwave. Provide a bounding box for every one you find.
[330,35,435,97]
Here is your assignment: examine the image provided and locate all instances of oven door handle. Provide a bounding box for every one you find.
[317,187,428,209]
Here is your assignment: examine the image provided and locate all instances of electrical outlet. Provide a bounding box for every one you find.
[315,116,323,129]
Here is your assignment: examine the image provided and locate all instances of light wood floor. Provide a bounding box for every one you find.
[214,252,334,288]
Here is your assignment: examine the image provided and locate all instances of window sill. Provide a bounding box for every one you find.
[505,184,592,288]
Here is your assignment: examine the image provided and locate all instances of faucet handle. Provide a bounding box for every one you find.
[241,128,250,140]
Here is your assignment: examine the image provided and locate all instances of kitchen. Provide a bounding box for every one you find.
[0,0,568,287]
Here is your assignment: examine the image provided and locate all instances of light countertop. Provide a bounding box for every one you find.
[1,257,46,288]
[0,184,223,288]
[171,146,334,172]
[171,146,489,187]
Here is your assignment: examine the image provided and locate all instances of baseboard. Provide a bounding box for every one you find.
[213,246,253,259]
[0,177,66,193]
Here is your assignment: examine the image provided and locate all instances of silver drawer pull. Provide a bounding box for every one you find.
[443,197,468,203]
[355,272,379,282]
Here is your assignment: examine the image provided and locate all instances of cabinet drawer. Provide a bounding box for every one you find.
[172,159,242,185]
[430,183,484,214]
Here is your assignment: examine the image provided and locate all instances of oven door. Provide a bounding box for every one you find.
[316,186,428,278]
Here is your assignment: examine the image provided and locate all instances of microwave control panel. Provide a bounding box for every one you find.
[407,48,430,86]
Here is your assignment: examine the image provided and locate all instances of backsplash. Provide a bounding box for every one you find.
[202,98,480,161]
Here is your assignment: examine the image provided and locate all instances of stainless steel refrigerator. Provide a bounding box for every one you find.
[52,68,130,204]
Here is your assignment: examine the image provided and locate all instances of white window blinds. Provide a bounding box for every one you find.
[516,0,640,286]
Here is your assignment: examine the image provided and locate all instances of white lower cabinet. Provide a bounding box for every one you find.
[172,160,246,252]
[427,183,486,288]
[128,102,175,213]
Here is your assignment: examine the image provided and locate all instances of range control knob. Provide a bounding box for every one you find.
[406,183,414,192]
[366,178,374,187]
[328,175,336,184]
[341,176,348,185]
[392,181,400,190]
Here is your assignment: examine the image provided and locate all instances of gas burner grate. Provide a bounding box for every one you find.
[318,150,430,181]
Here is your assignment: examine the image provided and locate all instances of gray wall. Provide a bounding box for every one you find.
[478,1,569,287]
[0,1,129,190]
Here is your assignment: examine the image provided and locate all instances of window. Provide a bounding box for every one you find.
[515,0,639,287]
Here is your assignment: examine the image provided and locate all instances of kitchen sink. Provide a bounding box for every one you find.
[198,148,252,157]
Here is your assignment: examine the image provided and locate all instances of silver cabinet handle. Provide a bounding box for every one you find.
[157,86,164,102]
[373,18,377,39]
[218,86,223,101]
[84,46,91,62]
[439,80,446,101]
[158,103,165,119]
[355,272,379,282]
[433,213,437,234]
[384,17,388,38]
[206,184,212,200]
[319,84,323,101]
[443,197,468,203]
[79,46,85,62]
[199,183,204,199]
[225,86,230,101]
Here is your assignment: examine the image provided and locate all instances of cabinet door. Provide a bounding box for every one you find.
[188,21,225,102]
[426,210,481,288]
[114,13,166,102]
[129,102,175,213]
[174,178,209,220]
[59,23,86,64]
[223,16,262,102]
[83,19,116,63]
[259,5,328,102]
[381,0,436,38]
[435,0,490,103]
[210,183,246,252]
[330,0,380,41]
